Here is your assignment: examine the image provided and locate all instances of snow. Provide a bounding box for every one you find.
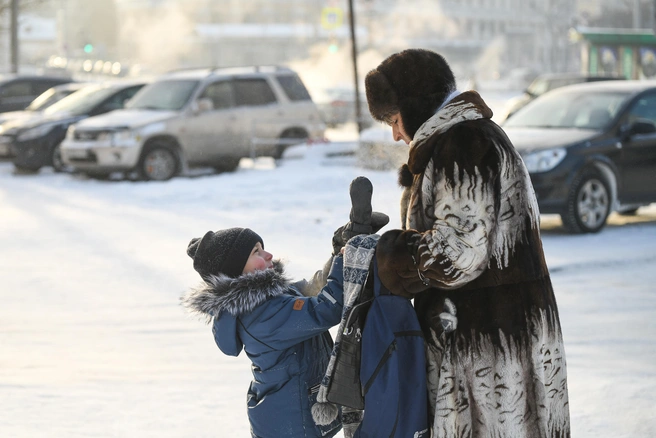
[1,137,655,437]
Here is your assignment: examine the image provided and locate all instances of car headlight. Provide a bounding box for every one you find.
[111,129,139,146]
[17,124,55,142]
[66,125,76,140]
[522,148,567,173]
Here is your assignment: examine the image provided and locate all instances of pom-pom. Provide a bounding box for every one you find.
[311,401,339,425]
[398,164,414,187]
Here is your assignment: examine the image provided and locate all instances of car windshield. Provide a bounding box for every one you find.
[43,85,117,117]
[503,89,630,130]
[126,80,200,111]
[25,88,60,111]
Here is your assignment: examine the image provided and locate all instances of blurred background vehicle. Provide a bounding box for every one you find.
[503,80,656,233]
[0,82,93,160]
[502,73,626,121]
[0,82,89,127]
[0,75,73,113]
[313,87,375,129]
[61,66,325,181]
[6,80,147,173]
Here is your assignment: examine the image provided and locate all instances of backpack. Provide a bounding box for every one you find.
[353,256,429,438]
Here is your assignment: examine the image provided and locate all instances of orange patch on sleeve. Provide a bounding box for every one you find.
[293,299,305,310]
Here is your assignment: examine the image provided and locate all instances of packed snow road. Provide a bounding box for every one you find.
[0,146,655,437]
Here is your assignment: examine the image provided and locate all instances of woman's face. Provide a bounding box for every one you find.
[242,242,273,274]
[386,112,412,145]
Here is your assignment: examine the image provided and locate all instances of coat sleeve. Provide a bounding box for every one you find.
[377,123,503,294]
[242,255,344,350]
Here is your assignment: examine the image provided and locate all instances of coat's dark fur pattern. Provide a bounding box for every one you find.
[181,261,291,321]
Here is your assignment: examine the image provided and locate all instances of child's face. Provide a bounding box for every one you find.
[242,242,273,274]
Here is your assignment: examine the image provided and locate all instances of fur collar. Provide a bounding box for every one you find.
[181,260,291,321]
[401,90,493,181]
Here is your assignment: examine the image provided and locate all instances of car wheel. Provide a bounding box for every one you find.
[213,157,241,173]
[138,144,179,181]
[274,128,308,159]
[561,169,611,234]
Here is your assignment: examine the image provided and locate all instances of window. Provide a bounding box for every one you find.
[627,93,656,125]
[276,75,311,101]
[200,81,233,110]
[127,80,199,111]
[99,86,144,112]
[233,78,277,107]
[504,90,628,129]
[33,80,62,95]
[1,81,31,97]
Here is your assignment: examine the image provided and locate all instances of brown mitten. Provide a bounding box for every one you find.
[375,229,431,297]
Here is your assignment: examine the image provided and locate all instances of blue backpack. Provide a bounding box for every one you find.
[354,257,429,438]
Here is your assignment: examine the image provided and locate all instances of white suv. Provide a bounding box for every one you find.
[61,66,325,180]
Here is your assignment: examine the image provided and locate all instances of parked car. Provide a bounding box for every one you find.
[502,80,656,233]
[314,86,374,129]
[5,80,147,172]
[61,66,325,181]
[503,73,625,120]
[0,75,73,113]
[0,83,92,159]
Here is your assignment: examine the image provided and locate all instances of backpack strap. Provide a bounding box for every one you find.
[372,254,391,297]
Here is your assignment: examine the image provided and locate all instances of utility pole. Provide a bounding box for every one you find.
[10,0,19,73]
[347,0,363,133]
[633,0,641,28]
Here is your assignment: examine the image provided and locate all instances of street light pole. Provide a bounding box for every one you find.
[347,0,363,133]
[10,0,19,73]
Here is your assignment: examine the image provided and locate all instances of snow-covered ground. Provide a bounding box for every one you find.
[1,137,655,437]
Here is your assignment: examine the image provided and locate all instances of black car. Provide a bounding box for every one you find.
[502,80,656,233]
[503,73,625,120]
[6,81,147,172]
[0,75,73,113]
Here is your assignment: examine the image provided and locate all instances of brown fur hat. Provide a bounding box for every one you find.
[365,49,456,138]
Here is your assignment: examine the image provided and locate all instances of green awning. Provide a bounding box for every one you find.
[574,27,656,45]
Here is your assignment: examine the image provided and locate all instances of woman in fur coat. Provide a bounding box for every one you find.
[364,49,570,437]
[182,227,343,438]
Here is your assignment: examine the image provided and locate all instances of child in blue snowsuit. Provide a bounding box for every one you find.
[182,227,344,438]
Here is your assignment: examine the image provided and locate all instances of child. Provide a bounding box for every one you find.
[182,227,344,438]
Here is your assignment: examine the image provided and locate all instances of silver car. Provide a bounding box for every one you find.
[61,66,325,180]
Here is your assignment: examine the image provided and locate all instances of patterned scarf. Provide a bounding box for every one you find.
[312,234,380,437]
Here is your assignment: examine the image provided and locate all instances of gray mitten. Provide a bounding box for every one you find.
[332,177,389,254]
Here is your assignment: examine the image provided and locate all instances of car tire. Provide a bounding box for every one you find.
[274,128,308,160]
[138,143,179,181]
[561,169,611,234]
[213,157,241,173]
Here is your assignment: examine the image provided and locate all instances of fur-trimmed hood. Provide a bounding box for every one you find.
[181,260,291,321]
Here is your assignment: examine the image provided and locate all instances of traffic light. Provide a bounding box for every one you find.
[84,44,93,54]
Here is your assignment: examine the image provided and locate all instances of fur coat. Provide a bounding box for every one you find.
[375,91,571,437]
[182,259,344,438]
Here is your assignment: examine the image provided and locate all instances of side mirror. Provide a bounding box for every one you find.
[625,119,656,137]
[194,98,213,114]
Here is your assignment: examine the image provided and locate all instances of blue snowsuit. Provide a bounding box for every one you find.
[183,258,344,438]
